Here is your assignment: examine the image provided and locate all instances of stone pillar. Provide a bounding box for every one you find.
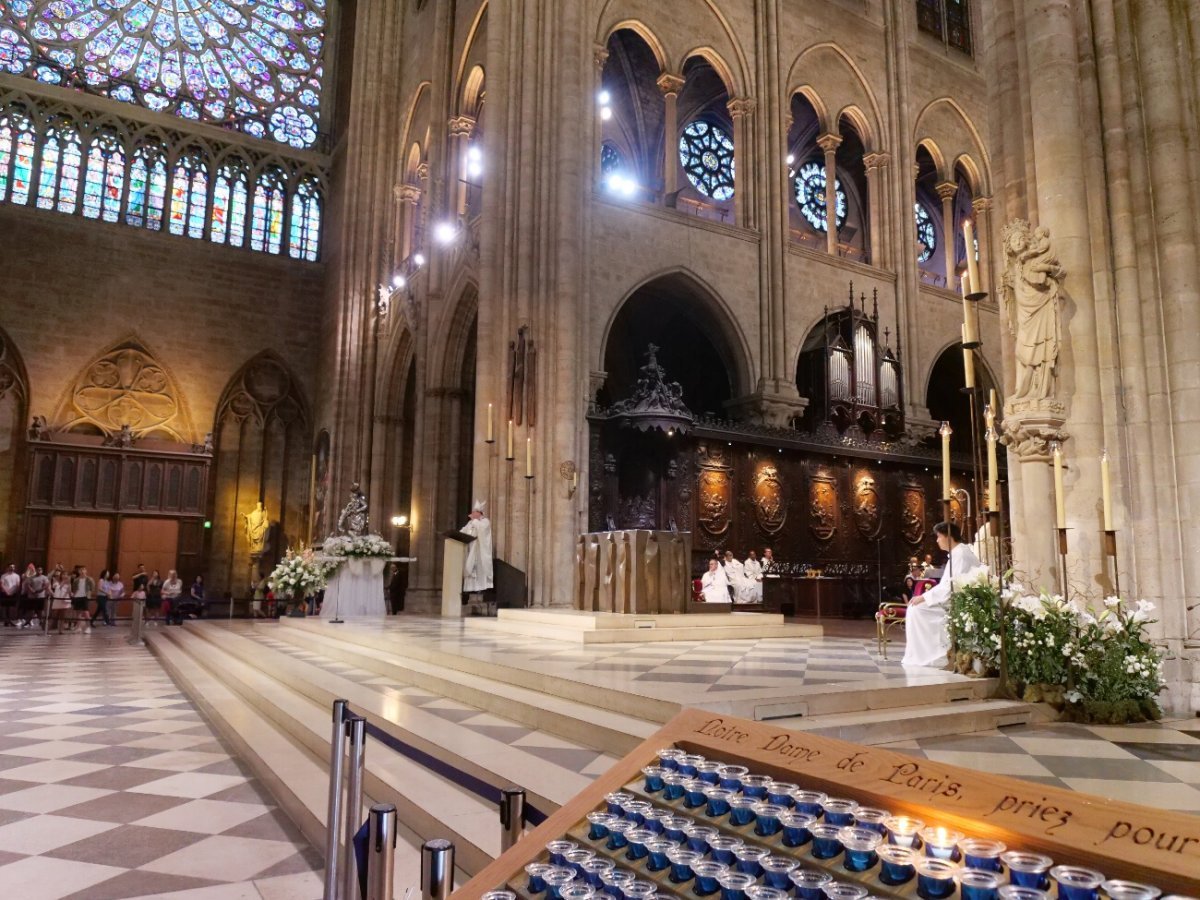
[864,151,891,268]
[817,132,842,254]
[935,181,959,289]
[592,45,609,186]
[394,183,421,263]
[727,97,756,229]
[1001,419,1069,590]
[971,196,993,296]
[657,73,685,199]
[447,115,475,219]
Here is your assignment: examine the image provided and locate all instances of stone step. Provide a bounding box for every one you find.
[470,612,820,644]
[769,698,1045,745]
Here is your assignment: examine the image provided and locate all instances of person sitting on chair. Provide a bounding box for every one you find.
[700,558,729,603]
[902,522,981,668]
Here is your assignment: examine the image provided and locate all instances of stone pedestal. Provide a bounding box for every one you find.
[1001,408,1068,592]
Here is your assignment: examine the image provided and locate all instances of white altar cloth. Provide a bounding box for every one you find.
[319,556,414,618]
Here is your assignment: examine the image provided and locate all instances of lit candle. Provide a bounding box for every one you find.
[883,815,923,848]
[963,219,981,294]
[920,826,963,861]
[940,422,953,502]
[962,276,980,345]
[1101,449,1113,531]
[989,387,997,414]
[962,325,976,389]
[506,419,514,460]
[525,436,533,477]
[1053,443,1066,529]
[986,426,998,512]
[486,403,494,442]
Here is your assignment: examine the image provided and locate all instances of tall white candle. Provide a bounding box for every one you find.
[1053,444,1066,529]
[962,279,979,345]
[1101,449,1112,531]
[940,421,952,502]
[962,325,976,389]
[486,403,494,442]
[525,436,533,477]
[506,419,514,459]
[963,219,981,295]
[986,427,999,511]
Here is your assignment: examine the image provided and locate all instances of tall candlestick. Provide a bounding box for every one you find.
[1052,443,1066,529]
[506,419,514,460]
[486,403,494,442]
[962,278,979,345]
[940,421,952,502]
[525,436,533,477]
[962,325,976,389]
[988,388,997,414]
[1101,449,1112,531]
[963,219,981,294]
[986,427,998,512]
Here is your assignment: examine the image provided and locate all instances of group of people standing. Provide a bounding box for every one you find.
[699,548,776,604]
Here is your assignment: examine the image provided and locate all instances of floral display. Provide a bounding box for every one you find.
[266,548,327,601]
[321,533,393,559]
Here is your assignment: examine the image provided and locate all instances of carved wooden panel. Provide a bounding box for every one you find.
[900,481,925,545]
[751,462,786,535]
[852,471,882,539]
[808,472,838,542]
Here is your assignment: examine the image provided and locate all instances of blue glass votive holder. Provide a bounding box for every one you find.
[740,774,771,799]
[623,800,651,826]
[809,824,844,860]
[877,845,918,886]
[622,880,657,900]
[747,886,788,900]
[599,870,634,899]
[559,883,596,900]
[760,855,798,889]
[645,838,675,872]
[641,808,670,835]
[642,765,666,793]
[707,834,744,865]
[838,827,883,873]
[1001,852,1053,890]
[1100,881,1161,900]
[606,820,635,852]
[752,802,786,837]
[587,812,616,841]
[696,761,723,785]
[705,786,735,818]
[718,764,748,791]
[692,861,729,897]
[658,747,685,771]
[678,754,706,777]
[821,884,869,900]
[766,781,799,807]
[821,798,857,827]
[960,839,1006,873]
[916,858,961,900]
[580,858,615,889]
[547,840,579,866]
[728,797,757,828]
[885,815,924,848]
[780,811,816,847]
[789,870,833,900]
[625,828,655,862]
[792,791,827,817]
[920,827,964,861]
[662,773,687,802]
[483,891,516,900]
[734,845,769,876]
[544,868,580,900]
[1049,866,1104,900]
[958,869,1004,900]
[718,870,756,900]
[564,849,596,876]
[605,793,633,816]
[997,888,1050,900]
[526,862,555,893]
[661,815,692,843]
[852,807,889,835]
[684,779,709,809]
[667,847,702,884]
[684,824,719,853]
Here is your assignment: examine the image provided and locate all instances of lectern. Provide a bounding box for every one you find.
[441,530,475,618]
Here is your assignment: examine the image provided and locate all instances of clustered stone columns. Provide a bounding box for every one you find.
[726,97,756,229]
[863,151,891,268]
[447,115,476,219]
[816,132,842,255]
[935,181,958,288]
[393,183,422,263]
[657,73,685,199]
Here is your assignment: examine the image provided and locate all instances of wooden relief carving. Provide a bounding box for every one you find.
[809,473,838,541]
[619,495,656,529]
[949,494,965,530]
[61,336,187,440]
[752,463,786,534]
[853,474,882,539]
[697,470,731,537]
[900,482,926,545]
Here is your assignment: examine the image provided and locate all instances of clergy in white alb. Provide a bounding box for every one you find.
[700,558,729,603]
[902,522,982,668]
[742,551,763,603]
[461,501,494,593]
[722,551,747,602]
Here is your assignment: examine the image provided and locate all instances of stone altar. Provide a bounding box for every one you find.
[574,530,691,614]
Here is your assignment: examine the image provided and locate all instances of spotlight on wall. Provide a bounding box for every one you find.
[786,153,795,165]
[391,274,407,289]
[433,221,460,245]
[412,252,426,267]
[605,172,638,198]
[466,145,483,179]
[391,514,410,529]
[598,89,611,106]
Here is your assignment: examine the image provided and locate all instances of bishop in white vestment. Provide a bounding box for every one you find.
[461,502,494,593]
[742,552,763,603]
[700,559,729,603]
[902,523,981,668]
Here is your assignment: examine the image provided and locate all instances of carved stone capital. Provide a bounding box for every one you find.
[589,370,608,402]
[972,195,994,214]
[726,96,757,119]
[416,162,430,182]
[1000,408,1068,461]
[935,180,959,202]
[816,132,843,154]
[394,183,422,204]
[656,73,686,96]
[448,114,476,137]
[863,151,891,171]
[593,45,610,70]
[905,412,941,442]
[725,384,809,428]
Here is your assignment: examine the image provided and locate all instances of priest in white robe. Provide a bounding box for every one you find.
[742,551,763,603]
[902,522,981,668]
[722,551,746,603]
[700,558,729,603]
[461,501,494,595]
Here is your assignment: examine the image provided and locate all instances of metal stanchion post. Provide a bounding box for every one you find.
[128,600,145,646]
[324,700,349,900]
[367,803,397,900]
[499,787,526,853]
[341,715,367,900]
[421,839,455,900]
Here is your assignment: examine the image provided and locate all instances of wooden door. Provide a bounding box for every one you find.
[47,516,112,582]
[116,518,180,617]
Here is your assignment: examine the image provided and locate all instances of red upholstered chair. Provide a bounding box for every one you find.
[876,601,907,659]
[692,578,704,603]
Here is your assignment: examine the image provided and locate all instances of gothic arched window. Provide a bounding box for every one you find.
[211,160,250,247]
[288,175,321,261]
[36,118,82,213]
[795,161,846,232]
[82,129,124,222]
[600,142,623,178]
[915,202,935,262]
[169,150,208,238]
[250,166,286,254]
[917,1,972,56]
[678,120,735,201]
[0,106,36,205]
[0,0,328,149]
[127,139,168,230]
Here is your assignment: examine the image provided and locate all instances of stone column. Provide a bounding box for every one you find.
[1002,421,1069,590]
[592,45,609,187]
[657,73,685,199]
[394,183,421,263]
[971,196,993,296]
[447,115,475,219]
[817,132,842,254]
[864,151,891,268]
[727,97,756,229]
[935,181,959,289]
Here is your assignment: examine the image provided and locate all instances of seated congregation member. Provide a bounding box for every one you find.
[902,522,982,669]
[700,558,729,603]
[742,550,764,603]
[722,551,746,602]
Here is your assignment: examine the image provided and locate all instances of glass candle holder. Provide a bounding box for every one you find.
[684,779,710,809]
[838,826,883,873]
[692,861,730,897]
[1001,853,1054,890]
[729,796,757,828]
[547,841,579,866]
[526,862,556,894]
[752,802,787,837]
[642,765,666,793]
[707,834,745,865]
[623,800,652,826]
[1049,866,1104,900]
[483,891,517,900]
[920,827,964,860]
[580,858,615,889]
[760,855,799,889]
[666,846,702,884]
[661,815,692,843]
[560,885,596,900]
[662,773,688,802]
[625,828,655,862]
[678,754,706,777]
[658,747,685,771]
[697,761,723,785]
[684,824,719,853]
[747,887,789,900]
[958,869,1004,900]
[622,882,657,900]
[810,823,844,860]
[705,786,735,818]
[960,839,1006,872]
[853,807,890,835]
[641,808,670,835]
[740,774,772,799]
[599,870,634,899]
[822,885,869,900]
[822,798,857,827]
[1101,881,1162,900]
[790,870,834,900]
[718,870,757,900]
[587,812,617,841]
[780,811,816,847]
[998,888,1050,900]
[767,781,799,807]
[885,815,925,848]
[606,820,635,852]
[877,845,918,885]
[718,765,748,791]
[645,838,675,873]
[544,867,580,900]
[915,858,961,900]
[734,845,770,876]
[605,793,633,816]
[792,790,827,817]
[564,849,597,876]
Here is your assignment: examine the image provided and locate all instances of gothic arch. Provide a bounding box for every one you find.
[679,47,738,97]
[786,43,883,149]
[600,19,668,72]
[791,86,830,135]
[917,137,947,180]
[214,351,310,431]
[437,282,481,389]
[912,97,991,193]
[454,2,489,104]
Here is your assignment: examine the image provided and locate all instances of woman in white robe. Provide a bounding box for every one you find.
[902,522,981,668]
[742,552,763,603]
[700,559,729,603]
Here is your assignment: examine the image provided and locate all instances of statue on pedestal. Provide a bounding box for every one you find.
[242,501,270,554]
[1001,219,1067,404]
[336,482,369,536]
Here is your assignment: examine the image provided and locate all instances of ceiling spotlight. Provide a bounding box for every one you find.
[433,221,459,244]
[600,106,613,121]
[786,153,795,165]
[391,274,406,289]
[605,172,637,197]
[598,89,611,106]
[412,252,426,267]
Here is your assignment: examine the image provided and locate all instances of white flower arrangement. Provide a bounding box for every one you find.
[267,549,327,599]
[321,533,394,559]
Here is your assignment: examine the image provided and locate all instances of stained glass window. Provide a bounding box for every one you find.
[795,161,846,232]
[251,165,286,253]
[0,107,36,203]
[678,120,735,201]
[288,174,320,260]
[37,118,81,213]
[946,0,972,54]
[0,0,328,149]
[211,160,249,246]
[127,139,168,230]
[82,129,124,222]
[600,142,623,178]
[169,151,208,238]
[915,202,935,262]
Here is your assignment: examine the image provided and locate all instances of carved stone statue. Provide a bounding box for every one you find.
[28,415,46,441]
[242,501,270,553]
[336,482,370,536]
[1001,220,1067,403]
